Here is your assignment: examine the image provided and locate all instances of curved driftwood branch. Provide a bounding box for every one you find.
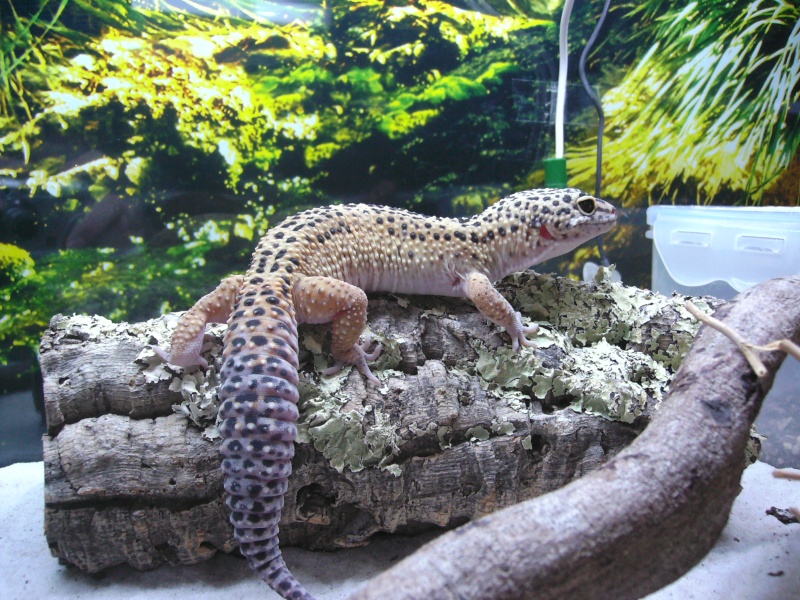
[350,276,800,600]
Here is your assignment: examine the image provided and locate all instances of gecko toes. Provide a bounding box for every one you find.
[363,342,383,362]
[508,312,538,352]
[151,344,209,369]
[323,341,382,385]
[151,345,171,362]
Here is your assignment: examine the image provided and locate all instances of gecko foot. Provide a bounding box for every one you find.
[323,337,382,385]
[150,339,214,370]
[508,312,539,352]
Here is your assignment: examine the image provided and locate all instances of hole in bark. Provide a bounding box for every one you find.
[296,483,336,524]
[528,434,545,453]
[543,394,573,412]
[196,542,217,559]
[154,543,178,564]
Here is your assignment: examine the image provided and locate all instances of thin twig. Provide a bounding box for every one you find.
[684,301,768,378]
[753,339,800,363]
[773,469,800,482]
[771,470,800,521]
[685,301,800,381]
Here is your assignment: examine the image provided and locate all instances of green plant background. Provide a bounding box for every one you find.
[0,0,798,384]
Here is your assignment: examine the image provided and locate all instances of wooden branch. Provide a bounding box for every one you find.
[40,271,719,576]
[350,275,800,600]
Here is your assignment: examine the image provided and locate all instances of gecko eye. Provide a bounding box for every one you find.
[577,196,596,215]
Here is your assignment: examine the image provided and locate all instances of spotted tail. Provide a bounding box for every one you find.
[217,276,314,600]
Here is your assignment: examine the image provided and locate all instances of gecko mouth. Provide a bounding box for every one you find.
[539,224,554,241]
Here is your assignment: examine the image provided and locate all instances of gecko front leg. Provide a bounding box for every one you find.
[465,272,538,351]
[152,274,244,368]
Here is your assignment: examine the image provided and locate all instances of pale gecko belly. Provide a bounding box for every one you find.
[355,270,467,298]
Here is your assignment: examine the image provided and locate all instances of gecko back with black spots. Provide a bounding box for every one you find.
[154,188,617,599]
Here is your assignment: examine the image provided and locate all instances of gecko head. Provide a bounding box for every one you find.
[486,188,617,270]
[501,188,617,247]
[536,188,617,243]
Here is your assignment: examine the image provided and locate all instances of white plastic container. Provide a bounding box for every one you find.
[647,205,800,467]
[646,205,800,300]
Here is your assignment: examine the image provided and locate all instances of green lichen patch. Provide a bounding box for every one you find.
[169,368,223,441]
[55,313,132,342]
[668,299,715,369]
[562,339,670,422]
[482,385,529,414]
[474,333,557,388]
[301,329,326,355]
[474,340,567,401]
[746,429,766,465]
[295,379,402,474]
[136,314,225,440]
[383,464,403,477]
[473,308,671,424]
[390,295,410,308]
[437,425,454,449]
[501,269,714,370]
[421,304,447,319]
[465,425,491,441]
[137,353,174,385]
[369,333,403,375]
[491,420,516,435]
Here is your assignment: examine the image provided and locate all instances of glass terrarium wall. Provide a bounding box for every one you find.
[1,0,798,466]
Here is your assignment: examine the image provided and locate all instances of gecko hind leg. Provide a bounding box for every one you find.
[293,276,382,384]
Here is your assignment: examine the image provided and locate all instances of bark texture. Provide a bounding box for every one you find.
[41,271,715,577]
[351,275,800,600]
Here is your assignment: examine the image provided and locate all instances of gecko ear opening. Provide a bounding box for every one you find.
[577,196,596,215]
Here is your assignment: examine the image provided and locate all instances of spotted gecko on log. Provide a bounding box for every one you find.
[152,188,617,599]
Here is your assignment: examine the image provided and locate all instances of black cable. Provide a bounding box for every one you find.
[579,0,612,267]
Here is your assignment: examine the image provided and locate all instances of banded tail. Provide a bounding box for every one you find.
[217,274,315,600]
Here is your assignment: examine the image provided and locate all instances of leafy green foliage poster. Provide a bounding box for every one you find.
[0,0,797,380]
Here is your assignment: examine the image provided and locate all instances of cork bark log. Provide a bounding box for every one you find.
[352,275,800,600]
[41,271,719,578]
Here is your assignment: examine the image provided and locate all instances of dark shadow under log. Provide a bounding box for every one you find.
[350,275,800,600]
